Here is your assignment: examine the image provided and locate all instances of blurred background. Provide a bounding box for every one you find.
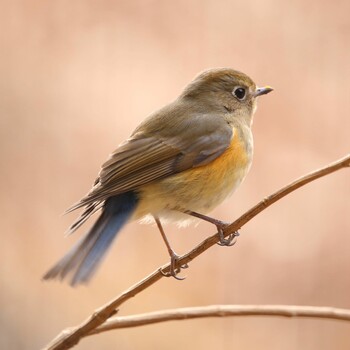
[1,1,349,349]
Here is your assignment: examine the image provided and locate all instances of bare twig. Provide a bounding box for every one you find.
[89,305,350,334]
[44,154,350,350]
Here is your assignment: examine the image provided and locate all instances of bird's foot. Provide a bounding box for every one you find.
[160,253,188,280]
[182,210,239,246]
[216,222,240,246]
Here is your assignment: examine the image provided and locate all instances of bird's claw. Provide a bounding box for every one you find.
[217,226,240,246]
[160,253,187,280]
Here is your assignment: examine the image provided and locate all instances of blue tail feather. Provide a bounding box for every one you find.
[43,191,138,286]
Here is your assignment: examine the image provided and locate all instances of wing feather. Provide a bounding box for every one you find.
[67,114,234,231]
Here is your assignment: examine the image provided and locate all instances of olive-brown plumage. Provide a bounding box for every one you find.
[44,68,272,285]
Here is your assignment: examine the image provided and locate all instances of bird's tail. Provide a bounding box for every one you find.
[43,192,139,286]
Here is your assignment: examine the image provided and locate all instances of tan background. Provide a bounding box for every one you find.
[1,1,349,349]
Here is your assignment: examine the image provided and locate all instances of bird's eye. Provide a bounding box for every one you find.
[233,87,246,100]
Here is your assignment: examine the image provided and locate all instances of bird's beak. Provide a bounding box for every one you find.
[254,86,273,97]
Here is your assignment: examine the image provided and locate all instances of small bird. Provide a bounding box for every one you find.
[43,68,273,286]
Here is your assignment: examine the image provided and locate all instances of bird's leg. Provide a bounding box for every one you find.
[153,215,188,280]
[183,210,239,246]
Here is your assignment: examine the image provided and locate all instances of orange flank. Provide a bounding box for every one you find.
[134,132,252,221]
[191,131,250,184]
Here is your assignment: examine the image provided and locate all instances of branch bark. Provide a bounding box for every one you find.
[89,305,350,334]
[44,153,350,350]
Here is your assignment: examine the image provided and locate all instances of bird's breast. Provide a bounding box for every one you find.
[133,130,253,224]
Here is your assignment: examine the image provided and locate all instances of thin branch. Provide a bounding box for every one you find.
[89,305,350,334]
[44,154,350,350]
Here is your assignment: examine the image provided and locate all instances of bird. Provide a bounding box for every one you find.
[43,68,273,286]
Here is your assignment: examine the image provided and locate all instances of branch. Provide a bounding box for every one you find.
[89,305,350,334]
[44,154,350,350]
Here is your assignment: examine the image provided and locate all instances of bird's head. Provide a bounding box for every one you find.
[181,68,273,125]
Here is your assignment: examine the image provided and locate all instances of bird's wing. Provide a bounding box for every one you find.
[68,114,233,214]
